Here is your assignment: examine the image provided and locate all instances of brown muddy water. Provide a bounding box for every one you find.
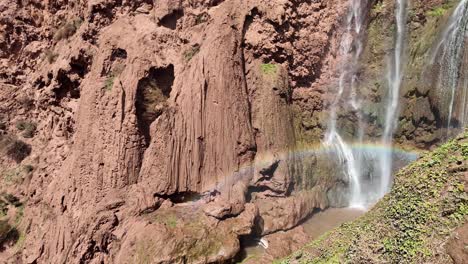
[238,208,365,263]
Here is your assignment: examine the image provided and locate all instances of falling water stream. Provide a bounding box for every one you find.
[325,0,409,208]
[379,0,408,196]
[239,1,468,261]
[324,0,368,208]
[431,0,468,129]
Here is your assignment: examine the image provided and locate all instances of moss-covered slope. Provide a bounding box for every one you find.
[279,129,468,264]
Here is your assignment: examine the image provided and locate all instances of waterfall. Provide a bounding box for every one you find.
[431,0,468,129]
[379,0,408,196]
[325,0,410,208]
[324,0,368,208]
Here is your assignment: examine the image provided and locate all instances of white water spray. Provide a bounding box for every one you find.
[431,0,468,129]
[324,0,368,208]
[379,0,408,196]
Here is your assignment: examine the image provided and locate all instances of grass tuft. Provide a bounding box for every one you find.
[260,63,277,75]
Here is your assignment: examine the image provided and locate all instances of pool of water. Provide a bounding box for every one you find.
[301,207,365,238]
[238,207,366,263]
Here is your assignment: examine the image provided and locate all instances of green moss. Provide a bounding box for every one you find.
[135,238,154,264]
[104,65,125,91]
[53,18,83,41]
[166,215,177,228]
[104,76,115,91]
[184,45,200,61]
[260,63,277,75]
[281,129,468,263]
[153,213,178,228]
[427,2,455,17]
[2,165,32,184]
[16,121,36,138]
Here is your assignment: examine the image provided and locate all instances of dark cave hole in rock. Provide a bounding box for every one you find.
[210,0,225,7]
[111,48,127,60]
[159,9,184,30]
[102,48,127,76]
[70,51,92,78]
[53,52,92,101]
[246,185,282,202]
[136,65,174,146]
[54,69,81,100]
[155,191,202,204]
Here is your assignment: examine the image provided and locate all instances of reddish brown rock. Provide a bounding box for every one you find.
[0,0,353,263]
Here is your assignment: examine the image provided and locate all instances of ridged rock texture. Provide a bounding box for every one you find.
[1,0,464,263]
[0,0,352,263]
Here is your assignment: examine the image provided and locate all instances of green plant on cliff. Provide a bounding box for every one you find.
[104,76,116,91]
[280,129,468,263]
[53,18,83,41]
[44,49,58,64]
[0,193,24,248]
[104,65,125,91]
[184,45,200,61]
[16,120,36,138]
[2,165,32,185]
[0,135,31,163]
[427,2,456,18]
[260,63,277,75]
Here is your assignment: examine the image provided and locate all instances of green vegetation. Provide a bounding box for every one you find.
[104,65,125,91]
[195,13,208,25]
[104,76,116,91]
[44,49,58,64]
[0,193,23,248]
[53,18,83,41]
[16,120,36,138]
[0,220,17,246]
[2,165,32,184]
[371,1,387,15]
[427,2,456,17]
[0,135,31,163]
[260,63,277,75]
[133,209,224,263]
[281,129,468,263]
[154,213,178,228]
[183,45,200,61]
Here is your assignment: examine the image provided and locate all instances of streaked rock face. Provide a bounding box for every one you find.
[0,0,463,263]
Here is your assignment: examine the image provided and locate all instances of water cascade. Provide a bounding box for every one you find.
[325,0,410,208]
[431,0,468,129]
[379,0,408,196]
[324,0,368,208]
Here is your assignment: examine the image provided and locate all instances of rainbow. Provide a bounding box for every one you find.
[191,142,421,200]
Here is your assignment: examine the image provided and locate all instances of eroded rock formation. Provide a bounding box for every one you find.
[0,0,465,263]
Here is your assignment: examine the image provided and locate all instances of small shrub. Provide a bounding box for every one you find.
[16,121,36,138]
[195,13,208,25]
[5,139,31,163]
[183,45,200,61]
[17,95,34,110]
[260,63,277,75]
[2,169,21,184]
[0,220,18,246]
[427,3,454,18]
[44,49,59,64]
[104,76,115,91]
[104,65,125,91]
[372,1,386,14]
[0,134,13,152]
[23,165,34,173]
[2,194,21,207]
[53,18,83,41]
